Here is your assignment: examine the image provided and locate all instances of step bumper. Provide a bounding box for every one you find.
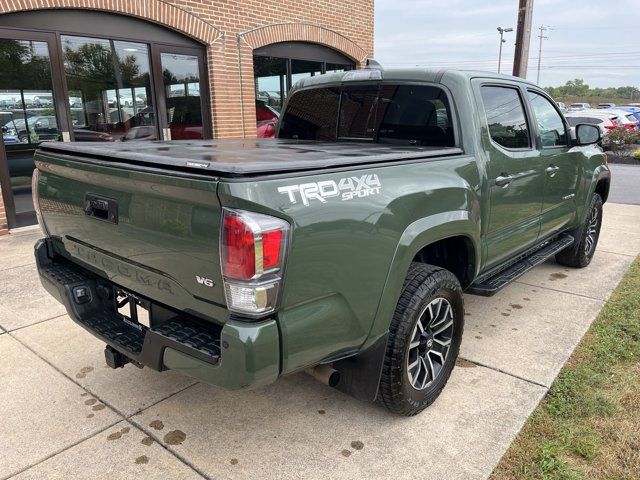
[35,238,280,390]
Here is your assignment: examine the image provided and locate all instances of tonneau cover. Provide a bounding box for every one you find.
[38,139,463,177]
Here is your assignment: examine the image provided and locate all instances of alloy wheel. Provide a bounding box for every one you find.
[585,205,599,256]
[406,297,455,390]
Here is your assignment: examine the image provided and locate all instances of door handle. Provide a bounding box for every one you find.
[546,165,560,177]
[495,174,513,187]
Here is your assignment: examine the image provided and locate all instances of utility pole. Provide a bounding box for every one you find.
[512,0,534,78]
[497,27,513,73]
[536,25,549,85]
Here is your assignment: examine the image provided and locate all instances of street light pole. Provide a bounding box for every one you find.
[536,25,550,84]
[497,27,513,74]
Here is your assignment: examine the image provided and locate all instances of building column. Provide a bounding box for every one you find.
[0,191,7,235]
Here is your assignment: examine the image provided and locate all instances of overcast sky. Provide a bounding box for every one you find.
[374,0,639,88]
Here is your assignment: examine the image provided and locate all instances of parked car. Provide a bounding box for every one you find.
[33,68,609,416]
[72,128,116,142]
[568,102,591,111]
[3,116,59,143]
[1,130,20,145]
[556,101,567,112]
[122,125,157,141]
[256,99,279,138]
[594,109,639,131]
[564,113,616,147]
[0,99,18,110]
[597,103,616,109]
[614,106,640,127]
[107,93,146,108]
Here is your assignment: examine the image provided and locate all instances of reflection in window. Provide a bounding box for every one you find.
[325,63,353,74]
[62,35,155,142]
[290,59,322,87]
[161,52,203,140]
[253,56,287,113]
[0,40,59,146]
[280,84,455,147]
[0,39,61,219]
[480,86,531,149]
[527,91,568,147]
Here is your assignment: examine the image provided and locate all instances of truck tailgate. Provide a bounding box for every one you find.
[35,150,227,323]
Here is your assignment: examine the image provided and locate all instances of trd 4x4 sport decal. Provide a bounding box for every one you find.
[277,174,382,206]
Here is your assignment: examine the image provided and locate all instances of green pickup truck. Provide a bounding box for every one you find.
[33,67,610,416]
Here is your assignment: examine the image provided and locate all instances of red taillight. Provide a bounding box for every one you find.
[221,208,289,280]
[223,214,256,280]
[221,209,290,316]
[262,229,283,269]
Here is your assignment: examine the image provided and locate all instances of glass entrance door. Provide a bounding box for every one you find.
[153,46,209,140]
[0,31,68,228]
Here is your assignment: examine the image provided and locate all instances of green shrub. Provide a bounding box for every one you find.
[606,127,640,155]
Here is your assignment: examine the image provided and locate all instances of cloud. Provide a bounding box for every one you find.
[374,0,640,87]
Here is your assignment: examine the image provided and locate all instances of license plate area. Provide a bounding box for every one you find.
[115,289,150,331]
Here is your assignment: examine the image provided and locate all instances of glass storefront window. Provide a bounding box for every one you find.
[253,56,287,114]
[61,36,156,142]
[325,63,353,74]
[290,59,322,87]
[160,52,204,140]
[0,39,60,222]
[253,48,355,138]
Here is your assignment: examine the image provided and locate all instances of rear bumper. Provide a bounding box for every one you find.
[35,238,280,390]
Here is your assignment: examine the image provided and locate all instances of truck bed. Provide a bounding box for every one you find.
[39,139,463,177]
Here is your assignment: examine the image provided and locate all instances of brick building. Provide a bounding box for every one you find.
[0,0,374,234]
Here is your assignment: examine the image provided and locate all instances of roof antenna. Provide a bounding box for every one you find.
[365,59,383,69]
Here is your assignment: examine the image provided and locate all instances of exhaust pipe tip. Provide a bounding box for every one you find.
[305,365,340,387]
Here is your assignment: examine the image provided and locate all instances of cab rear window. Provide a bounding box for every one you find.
[278,83,455,147]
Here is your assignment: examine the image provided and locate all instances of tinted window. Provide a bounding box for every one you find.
[375,85,454,146]
[566,117,604,127]
[278,86,340,141]
[337,85,379,139]
[480,86,530,149]
[528,91,568,147]
[280,84,455,147]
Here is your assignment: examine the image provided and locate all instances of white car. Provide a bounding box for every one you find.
[567,102,591,111]
[564,112,617,145]
[591,109,638,129]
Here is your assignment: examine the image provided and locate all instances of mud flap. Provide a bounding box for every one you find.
[333,332,389,402]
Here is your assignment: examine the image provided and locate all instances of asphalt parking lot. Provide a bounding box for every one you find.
[1,201,639,480]
[608,164,640,205]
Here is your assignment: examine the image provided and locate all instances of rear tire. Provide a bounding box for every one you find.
[377,263,464,416]
[556,193,603,268]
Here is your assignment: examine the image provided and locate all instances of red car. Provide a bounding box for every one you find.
[256,100,279,138]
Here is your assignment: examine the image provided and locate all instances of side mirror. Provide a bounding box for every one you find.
[575,123,601,146]
[1,126,7,133]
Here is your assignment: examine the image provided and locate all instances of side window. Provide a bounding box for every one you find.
[527,91,568,147]
[480,86,531,149]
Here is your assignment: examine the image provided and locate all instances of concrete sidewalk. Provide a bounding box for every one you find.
[1,203,638,480]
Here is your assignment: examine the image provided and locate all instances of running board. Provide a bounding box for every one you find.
[467,234,575,296]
